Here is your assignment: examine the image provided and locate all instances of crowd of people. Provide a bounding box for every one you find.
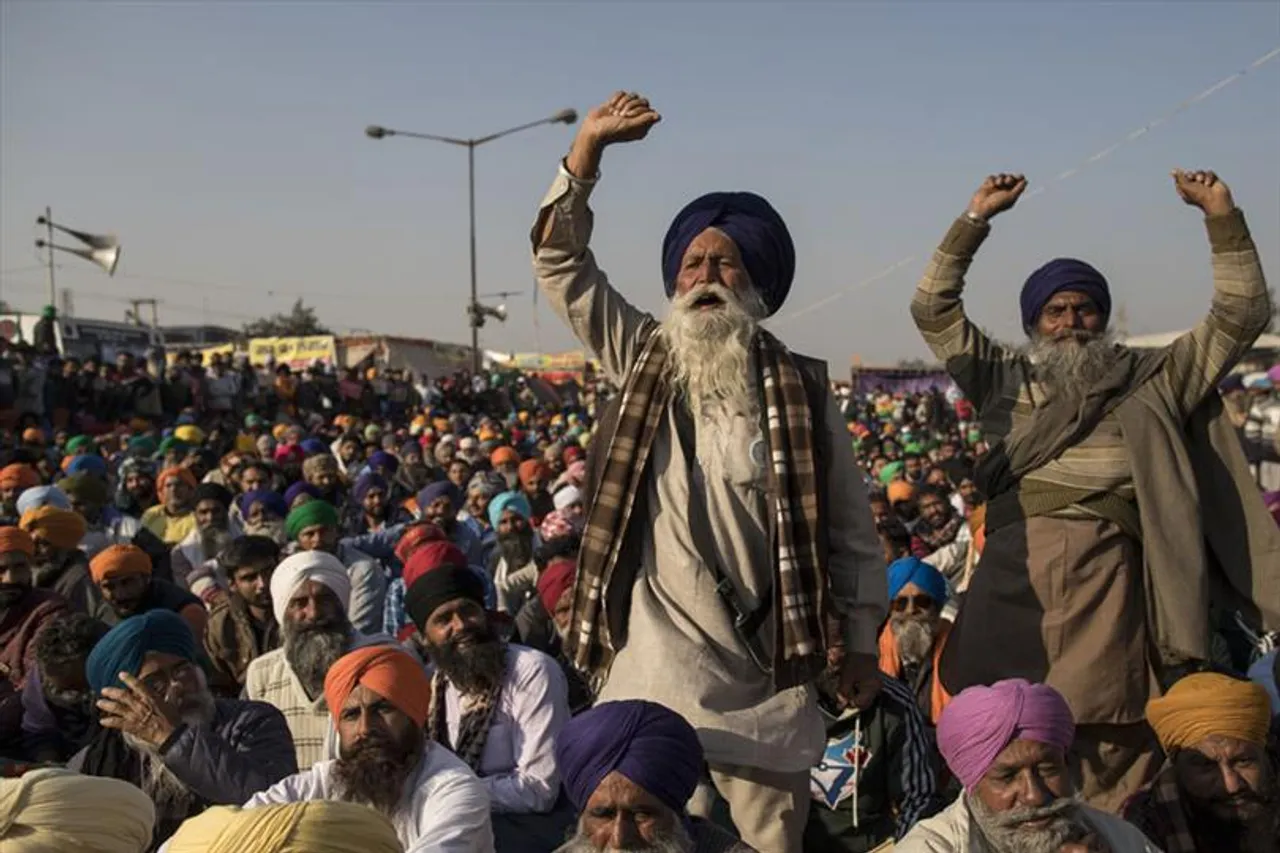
[1,90,1279,853]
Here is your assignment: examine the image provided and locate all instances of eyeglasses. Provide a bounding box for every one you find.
[138,660,196,695]
[891,594,937,613]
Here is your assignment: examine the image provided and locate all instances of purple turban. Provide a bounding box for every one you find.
[283,481,321,508]
[238,489,287,520]
[299,438,329,456]
[368,450,399,474]
[556,700,702,814]
[417,481,462,514]
[661,192,796,317]
[1019,258,1111,334]
[352,472,388,503]
[937,679,1076,790]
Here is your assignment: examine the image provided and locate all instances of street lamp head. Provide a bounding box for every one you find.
[552,108,578,125]
[365,125,391,140]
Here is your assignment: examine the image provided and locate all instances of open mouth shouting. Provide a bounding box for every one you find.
[693,292,725,310]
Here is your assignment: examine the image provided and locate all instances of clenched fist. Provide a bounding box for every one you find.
[967,173,1028,222]
[581,91,661,147]
[1172,169,1235,217]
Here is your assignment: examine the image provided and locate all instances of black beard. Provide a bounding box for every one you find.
[283,617,351,696]
[498,531,534,569]
[198,526,233,558]
[332,728,422,818]
[32,556,72,588]
[0,583,30,609]
[425,627,507,696]
[1186,788,1280,853]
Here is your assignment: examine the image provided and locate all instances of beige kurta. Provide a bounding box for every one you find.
[532,163,886,772]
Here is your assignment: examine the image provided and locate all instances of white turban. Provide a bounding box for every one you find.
[270,551,352,625]
[0,767,156,853]
[553,485,582,512]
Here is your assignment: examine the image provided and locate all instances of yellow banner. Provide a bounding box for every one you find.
[165,343,235,366]
[505,351,596,372]
[248,335,336,369]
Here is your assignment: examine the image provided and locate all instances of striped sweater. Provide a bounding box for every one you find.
[911,210,1270,505]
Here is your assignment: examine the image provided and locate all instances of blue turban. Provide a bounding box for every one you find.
[417,481,462,514]
[66,454,108,478]
[1019,258,1111,334]
[887,556,948,605]
[17,485,70,516]
[300,438,328,456]
[556,700,703,814]
[368,450,399,474]
[87,610,197,694]
[661,192,796,317]
[352,473,388,503]
[488,491,532,531]
[237,489,288,520]
[283,481,321,508]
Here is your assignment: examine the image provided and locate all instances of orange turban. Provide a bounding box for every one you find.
[0,527,35,557]
[1146,672,1271,752]
[19,507,87,550]
[518,459,547,487]
[0,464,40,491]
[157,467,197,492]
[21,427,45,445]
[491,447,520,467]
[323,646,431,727]
[886,480,916,506]
[90,544,153,584]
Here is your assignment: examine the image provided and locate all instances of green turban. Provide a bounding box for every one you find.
[879,461,905,484]
[60,472,110,506]
[286,500,340,540]
[65,435,94,454]
[157,437,188,458]
[902,442,923,455]
[129,436,158,456]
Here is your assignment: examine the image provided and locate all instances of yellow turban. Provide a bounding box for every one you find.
[0,767,156,853]
[1146,672,1272,752]
[166,802,402,853]
[19,506,87,550]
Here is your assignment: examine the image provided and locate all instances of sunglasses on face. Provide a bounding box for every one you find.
[891,594,937,613]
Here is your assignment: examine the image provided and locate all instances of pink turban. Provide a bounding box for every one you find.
[936,679,1075,790]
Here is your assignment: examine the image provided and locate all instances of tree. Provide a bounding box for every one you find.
[243,299,330,337]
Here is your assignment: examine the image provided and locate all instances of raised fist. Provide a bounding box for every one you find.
[967,173,1028,221]
[580,91,661,147]
[1172,169,1235,217]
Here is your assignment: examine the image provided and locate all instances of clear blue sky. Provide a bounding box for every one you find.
[2,2,1277,368]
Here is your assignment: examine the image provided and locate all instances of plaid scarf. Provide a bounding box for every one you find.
[567,325,827,689]
[427,670,502,774]
[915,512,963,551]
[1124,767,1195,853]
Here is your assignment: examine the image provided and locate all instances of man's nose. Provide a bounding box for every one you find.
[1220,764,1248,796]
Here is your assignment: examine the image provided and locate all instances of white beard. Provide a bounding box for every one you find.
[1023,330,1120,393]
[660,283,763,420]
[554,814,693,853]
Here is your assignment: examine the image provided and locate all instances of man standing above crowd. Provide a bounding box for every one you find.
[533,90,886,850]
[911,169,1280,808]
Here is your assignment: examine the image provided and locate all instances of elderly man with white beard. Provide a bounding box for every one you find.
[532,91,887,852]
[71,610,297,850]
[911,169,1280,811]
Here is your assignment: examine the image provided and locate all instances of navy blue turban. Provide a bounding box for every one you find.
[661,192,796,317]
[1019,258,1111,334]
[556,700,702,814]
[87,610,197,694]
[418,481,462,514]
[352,472,388,503]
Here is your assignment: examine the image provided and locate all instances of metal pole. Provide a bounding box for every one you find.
[468,142,480,375]
[45,206,56,309]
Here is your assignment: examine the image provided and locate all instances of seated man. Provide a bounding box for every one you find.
[63,470,167,568]
[405,557,573,848]
[204,535,281,698]
[142,467,199,547]
[170,482,239,603]
[897,679,1159,853]
[554,699,757,853]
[91,544,206,640]
[877,557,951,726]
[165,801,402,853]
[1124,672,1278,853]
[20,505,96,613]
[284,501,385,636]
[244,549,392,769]
[72,610,297,849]
[488,491,537,615]
[21,612,109,762]
[0,527,67,757]
[244,645,494,852]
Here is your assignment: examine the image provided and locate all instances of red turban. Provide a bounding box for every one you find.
[393,522,447,567]
[518,459,547,487]
[537,557,576,615]
[90,544,153,583]
[0,464,40,491]
[323,646,431,727]
[402,540,468,594]
[0,527,35,557]
[19,507,87,550]
[157,467,197,492]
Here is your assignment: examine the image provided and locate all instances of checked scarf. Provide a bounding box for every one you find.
[567,324,827,690]
[427,670,502,774]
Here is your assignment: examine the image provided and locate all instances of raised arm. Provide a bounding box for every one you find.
[910,174,1026,409]
[530,92,662,385]
[1159,170,1272,418]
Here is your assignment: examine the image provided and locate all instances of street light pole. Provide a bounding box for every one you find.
[364,108,577,375]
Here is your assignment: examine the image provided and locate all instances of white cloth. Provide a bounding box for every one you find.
[435,644,568,814]
[241,743,493,853]
[270,551,352,625]
[552,485,581,511]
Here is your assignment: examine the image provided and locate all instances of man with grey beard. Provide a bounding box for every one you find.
[912,169,1280,810]
[533,90,886,852]
[899,680,1159,853]
[876,556,950,726]
[169,482,240,604]
[72,610,296,850]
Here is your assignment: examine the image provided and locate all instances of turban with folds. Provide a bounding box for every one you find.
[87,610,197,694]
[352,473,388,504]
[300,438,329,456]
[367,450,398,474]
[90,544,152,584]
[887,557,947,606]
[302,454,338,480]
[65,435,94,454]
[157,466,197,492]
[238,489,288,521]
[0,767,156,853]
[491,446,520,467]
[283,481,321,509]
[0,527,35,556]
[20,428,44,445]
[518,459,547,487]
[166,802,401,853]
[936,679,1076,790]
[16,486,70,516]
[1146,672,1271,752]
[0,464,40,492]
[556,700,703,814]
[1019,258,1112,334]
[65,454,108,478]
[394,521,447,566]
[285,500,339,540]
[19,507,87,550]
[402,540,469,594]
[269,550,351,626]
[553,485,583,512]
[324,645,431,727]
[886,481,915,506]
[488,491,532,531]
[60,473,110,506]
[661,191,796,317]
[417,481,461,514]
[405,563,486,629]
[174,425,205,446]
[539,510,575,542]
[537,557,576,616]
